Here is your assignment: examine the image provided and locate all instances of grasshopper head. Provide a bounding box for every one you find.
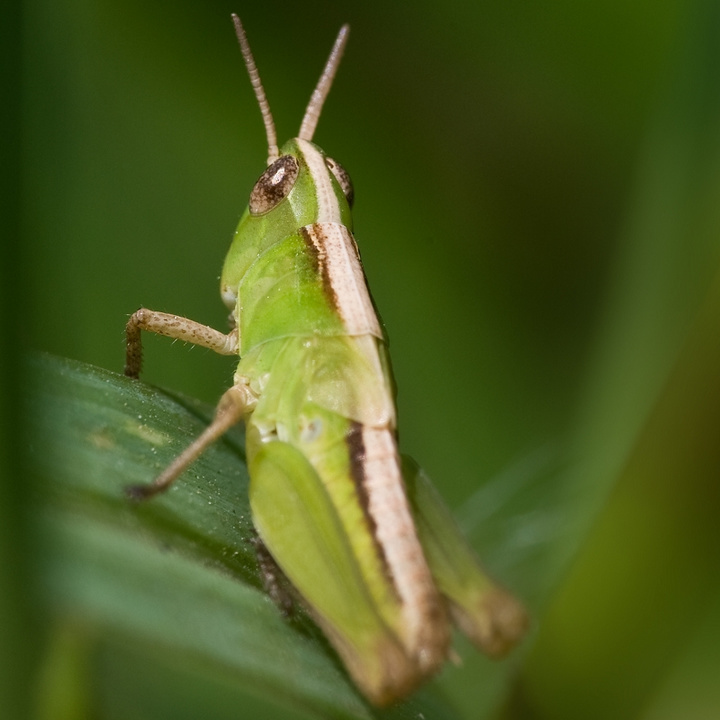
[220,137,354,318]
[221,17,352,319]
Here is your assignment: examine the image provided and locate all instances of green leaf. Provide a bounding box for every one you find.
[26,353,469,719]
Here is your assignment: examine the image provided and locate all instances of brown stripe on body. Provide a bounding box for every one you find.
[299,222,383,339]
[346,422,450,668]
[300,225,338,311]
[345,421,397,593]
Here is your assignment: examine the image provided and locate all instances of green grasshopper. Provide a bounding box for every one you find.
[125,15,527,706]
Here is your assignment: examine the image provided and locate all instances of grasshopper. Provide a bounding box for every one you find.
[125,15,527,706]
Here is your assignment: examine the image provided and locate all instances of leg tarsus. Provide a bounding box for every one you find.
[124,309,145,378]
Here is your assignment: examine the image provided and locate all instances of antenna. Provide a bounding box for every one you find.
[231,14,279,164]
[298,24,350,143]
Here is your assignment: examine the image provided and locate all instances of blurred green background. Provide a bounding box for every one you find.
[7,0,720,717]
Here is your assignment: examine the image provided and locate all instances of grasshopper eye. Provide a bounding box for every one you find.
[249,155,299,215]
[325,156,354,208]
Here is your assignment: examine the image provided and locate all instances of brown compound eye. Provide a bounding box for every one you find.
[249,155,299,215]
[325,156,354,208]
